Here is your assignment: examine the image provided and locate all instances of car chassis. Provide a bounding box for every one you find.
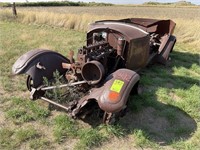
[12,18,176,124]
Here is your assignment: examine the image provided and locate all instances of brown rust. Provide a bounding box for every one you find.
[12,18,176,124]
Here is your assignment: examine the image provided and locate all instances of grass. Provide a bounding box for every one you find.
[132,129,159,148]
[15,127,38,143]
[0,6,200,50]
[0,128,15,149]
[0,6,200,150]
[53,114,78,143]
[98,124,126,138]
[5,97,50,124]
[0,127,40,149]
[75,128,107,150]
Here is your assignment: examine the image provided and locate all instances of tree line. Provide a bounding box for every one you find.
[0,1,113,7]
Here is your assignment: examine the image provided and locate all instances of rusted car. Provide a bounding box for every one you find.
[12,18,176,124]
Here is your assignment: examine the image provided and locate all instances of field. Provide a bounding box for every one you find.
[0,6,200,150]
[1,6,199,50]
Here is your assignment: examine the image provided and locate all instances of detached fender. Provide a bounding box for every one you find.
[12,49,69,88]
[97,69,140,113]
[155,35,176,64]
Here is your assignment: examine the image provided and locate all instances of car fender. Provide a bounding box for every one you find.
[12,49,69,88]
[97,69,140,113]
[155,35,176,64]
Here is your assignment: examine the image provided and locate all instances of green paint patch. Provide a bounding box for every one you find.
[110,79,124,93]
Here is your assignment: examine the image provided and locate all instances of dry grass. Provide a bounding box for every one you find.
[0,6,200,50]
[16,10,114,31]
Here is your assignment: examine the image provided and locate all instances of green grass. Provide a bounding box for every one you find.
[29,138,50,149]
[98,124,126,138]
[133,129,159,148]
[0,21,85,93]
[5,97,50,124]
[0,128,15,149]
[53,114,78,143]
[0,127,41,149]
[75,128,107,150]
[15,127,38,143]
[0,12,199,149]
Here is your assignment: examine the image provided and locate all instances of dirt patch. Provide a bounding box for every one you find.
[120,107,170,136]
[0,83,5,96]
[38,30,48,36]
[176,111,197,133]
[166,83,174,89]
[95,136,135,150]
[0,111,6,127]
[169,92,182,102]
[20,33,32,41]
[39,43,53,50]
[119,106,196,145]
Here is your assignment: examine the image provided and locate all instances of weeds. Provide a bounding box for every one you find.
[43,71,86,104]
[43,71,65,103]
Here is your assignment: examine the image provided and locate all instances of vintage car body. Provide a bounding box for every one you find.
[12,18,176,123]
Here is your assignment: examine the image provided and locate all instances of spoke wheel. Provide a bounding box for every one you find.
[26,75,45,99]
[26,75,34,91]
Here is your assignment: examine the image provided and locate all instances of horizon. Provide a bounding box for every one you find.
[0,0,200,5]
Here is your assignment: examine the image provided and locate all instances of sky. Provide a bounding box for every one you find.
[0,0,200,5]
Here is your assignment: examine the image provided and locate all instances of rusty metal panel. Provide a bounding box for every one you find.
[95,18,176,35]
[126,35,150,71]
[88,21,149,43]
[98,69,140,113]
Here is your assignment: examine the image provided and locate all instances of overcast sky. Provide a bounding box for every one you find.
[1,0,200,5]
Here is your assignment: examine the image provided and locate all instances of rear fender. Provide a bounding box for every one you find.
[97,69,140,113]
[155,35,176,64]
[12,49,69,88]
